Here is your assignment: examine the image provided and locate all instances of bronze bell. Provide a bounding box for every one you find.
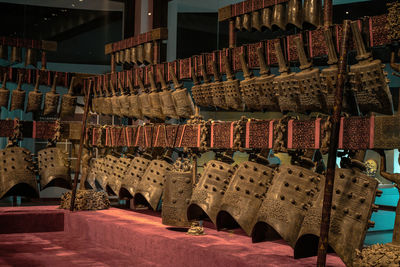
[60,76,77,119]
[287,0,303,29]
[144,42,153,65]
[0,73,10,109]
[272,3,287,30]
[148,71,165,120]
[102,80,113,116]
[43,74,60,116]
[117,79,130,118]
[170,68,195,118]
[115,51,121,65]
[120,50,126,65]
[157,68,178,119]
[10,46,22,63]
[10,73,25,111]
[129,75,143,119]
[124,48,131,64]
[235,16,242,31]
[137,44,144,65]
[25,48,38,67]
[138,78,153,119]
[110,80,121,117]
[26,74,43,113]
[131,47,137,65]
[261,7,272,30]
[0,44,8,60]
[251,11,262,32]
[303,0,322,28]
[242,13,251,31]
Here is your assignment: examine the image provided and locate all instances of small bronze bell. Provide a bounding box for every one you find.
[25,48,38,67]
[235,16,242,31]
[251,11,262,32]
[261,7,272,30]
[131,47,137,65]
[10,46,22,63]
[117,79,130,118]
[148,71,165,120]
[137,44,144,65]
[60,76,77,119]
[0,44,8,60]
[10,73,25,111]
[170,68,195,118]
[124,48,131,64]
[110,80,122,117]
[115,51,121,65]
[102,81,113,116]
[26,74,43,113]
[43,74,60,116]
[129,75,143,119]
[272,3,287,30]
[287,0,303,29]
[0,73,10,109]
[157,69,178,119]
[303,0,322,28]
[242,13,251,31]
[144,42,154,65]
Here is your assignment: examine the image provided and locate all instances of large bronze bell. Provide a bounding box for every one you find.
[10,73,25,111]
[251,11,262,32]
[0,146,39,199]
[25,48,38,67]
[38,146,71,190]
[303,0,322,28]
[0,44,8,60]
[60,76,77,119]
[26,74,43,113]
[272,3,287,30]
[43,74,60,116]
[261,8,272,30]
[144,42,153,65]
[0,73,10,109]
[135,151,173,210]
[119,155,151,199]
[128,75,143,119]
[287,0,303,29]
[137,44,144,65]
[162,159,193,227]
[157,69,178,119]
[10,46,22,63]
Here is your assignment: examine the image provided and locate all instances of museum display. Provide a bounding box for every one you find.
[1,0,400,266]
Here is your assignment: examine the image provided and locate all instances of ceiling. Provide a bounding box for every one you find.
[0,0,123,11]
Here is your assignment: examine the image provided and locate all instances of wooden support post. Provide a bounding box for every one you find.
[317,19,351,267]
[69,80,93,211]
[229,19,236,48]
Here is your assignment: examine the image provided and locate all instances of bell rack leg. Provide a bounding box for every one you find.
[316,20,351,267]
[69,80,93,211]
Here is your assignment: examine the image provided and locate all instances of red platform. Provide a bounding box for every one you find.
[0,206,345,266]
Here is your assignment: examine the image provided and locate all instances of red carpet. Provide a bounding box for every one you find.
[0,206,345,266]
